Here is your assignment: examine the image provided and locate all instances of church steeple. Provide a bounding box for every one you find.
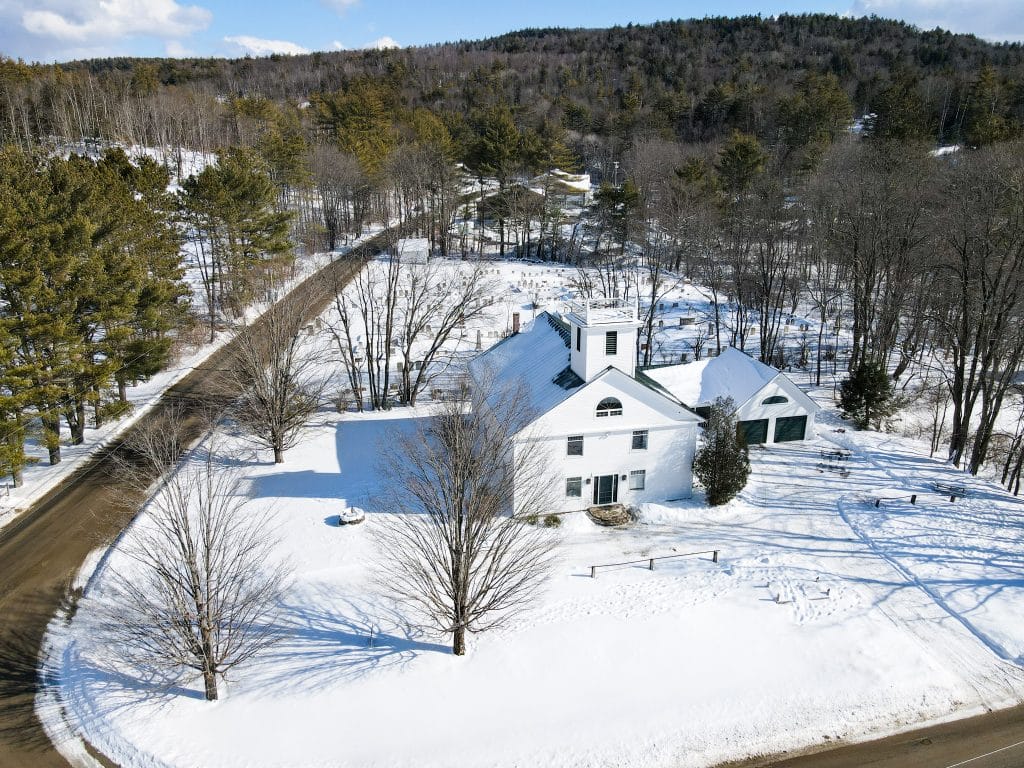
[564,298,640,382]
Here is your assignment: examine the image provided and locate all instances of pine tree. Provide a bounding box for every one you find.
[467,105,521,186]
[0,322,31,486]
[180,149,293,338]
[312,78,398,178]
[0,146,89,463]
[776,72,852,172]
[92,150,187,408]
[693,397,751,506]
[963,65,1018,147]
[1,147,187,462]
[840,360,895,430]
[867,72,929,143]
[716,131,766,195]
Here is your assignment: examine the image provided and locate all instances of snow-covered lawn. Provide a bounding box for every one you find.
[0,228,390,532]
[40,257,1024,767]
[48,390,1024,767]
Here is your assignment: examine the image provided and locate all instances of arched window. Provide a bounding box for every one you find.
[761,395,789,405]
[596,397,623,417]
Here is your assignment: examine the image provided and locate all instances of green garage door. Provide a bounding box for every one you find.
[737,419,769,445]
[773,415,808,442]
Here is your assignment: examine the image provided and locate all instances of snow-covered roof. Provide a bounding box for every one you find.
[397,237,430,252]
[641,347,780,408]
[529,169,591,195]
[468,312,582,419]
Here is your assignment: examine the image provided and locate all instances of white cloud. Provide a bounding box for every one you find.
[224,35,310,56]
[331,40,346,50]
[21,0,211,42]
[322,0,360,12]
[165,39,194,57]
[364,35,399,50]
[849,0,1024,43]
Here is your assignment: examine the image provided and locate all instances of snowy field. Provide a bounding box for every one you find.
[0,224,390,532]
[44,259,1024,768]
[47,398,1024,768]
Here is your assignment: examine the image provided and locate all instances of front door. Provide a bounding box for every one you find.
[593,474,618,505]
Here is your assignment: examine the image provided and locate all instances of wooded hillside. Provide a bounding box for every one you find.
[2,14,1022,163]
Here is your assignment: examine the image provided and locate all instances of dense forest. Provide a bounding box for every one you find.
[3,14,1024,490]
[2,15,1023,164]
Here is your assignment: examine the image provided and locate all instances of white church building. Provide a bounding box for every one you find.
[469,296,821,514]
[469,299,702,513]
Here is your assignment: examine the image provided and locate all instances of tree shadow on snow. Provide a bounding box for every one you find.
[249,470,347,500]
[248,586,448,695]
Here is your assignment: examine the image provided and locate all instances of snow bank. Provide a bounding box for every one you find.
[51,406,1024,768]
[45,260,1024,768]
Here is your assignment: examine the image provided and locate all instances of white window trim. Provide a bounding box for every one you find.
[566,476,582,497]
[628,469,646,491]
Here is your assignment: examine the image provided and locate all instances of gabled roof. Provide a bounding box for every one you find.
[468,312,583,418]
[641,347,815,411]
[469,312,700,430]
[557,366,704,426]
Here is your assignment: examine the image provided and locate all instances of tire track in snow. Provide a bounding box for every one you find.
[822,432,1024,703]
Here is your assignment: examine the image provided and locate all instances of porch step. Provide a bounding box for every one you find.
[587,503,633,527]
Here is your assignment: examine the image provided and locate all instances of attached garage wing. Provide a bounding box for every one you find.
[737,419,769,445]
[773,415,808,442]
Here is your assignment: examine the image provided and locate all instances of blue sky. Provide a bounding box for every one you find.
[1,0,1021,63]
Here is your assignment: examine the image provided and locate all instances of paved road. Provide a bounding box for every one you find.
[3,224,1024,768]
[0,236,377,768]
[723,705,1024,768]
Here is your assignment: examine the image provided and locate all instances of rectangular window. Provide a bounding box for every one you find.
[629,469,646,491]
[566,477,582,497]
[567,435,583,456]
[632,429,649,450]
[576,326,581,352]
[605,331,617,355]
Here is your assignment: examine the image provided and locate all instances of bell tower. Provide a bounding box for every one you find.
[564,298,640,383]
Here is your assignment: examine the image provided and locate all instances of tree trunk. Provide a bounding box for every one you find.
[452,625,466,656]
[274,445,284,464]
[118,378,128,403]
[202,667,218,701]
[72,401,86,445]
[42,413,61,465]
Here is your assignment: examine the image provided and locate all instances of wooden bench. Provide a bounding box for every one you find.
[933,482,969,501]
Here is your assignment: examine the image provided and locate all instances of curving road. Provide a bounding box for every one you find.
[731,703,1024,768]
[0,234,380,767]
[2,218,1024,768]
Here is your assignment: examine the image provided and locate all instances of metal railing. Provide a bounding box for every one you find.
[567,297,637,325]
[589,548,719,578]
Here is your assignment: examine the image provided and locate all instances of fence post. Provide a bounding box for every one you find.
[648,558,654,571]
[950,494,956,503]
[910,494,916,505]
[590,565,596,578]
[875,498,881,508]
[713,550,719,563]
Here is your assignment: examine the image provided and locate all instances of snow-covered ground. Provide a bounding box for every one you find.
[45,260,1024,768]
[0,227,386,533]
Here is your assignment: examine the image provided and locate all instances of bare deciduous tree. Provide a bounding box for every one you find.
[106,413,289,701]
[227,300,328,463]
[394,260,497,405]
[327,253,498,410]
[376,385,556,655]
